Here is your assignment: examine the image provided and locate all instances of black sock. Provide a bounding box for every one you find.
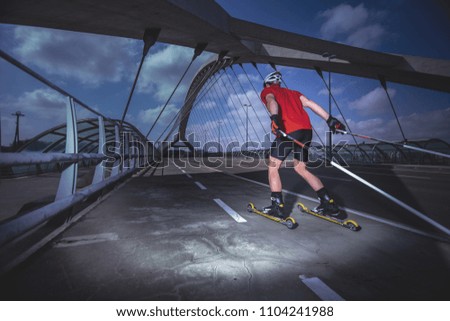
[316,188,328,199]
[271,192,283,203]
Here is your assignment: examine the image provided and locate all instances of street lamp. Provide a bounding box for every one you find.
[217,120,223,155]
[322,52,336,165]
[243,104,252,151]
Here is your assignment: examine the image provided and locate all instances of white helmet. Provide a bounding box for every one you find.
[264,71,282,85]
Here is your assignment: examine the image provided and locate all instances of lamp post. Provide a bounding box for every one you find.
[322,52,336,165]
[243,104,252,151]
[217,120,223,155]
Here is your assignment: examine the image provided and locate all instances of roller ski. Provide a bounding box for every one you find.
[247,202,297,229]
[296,201,360,231]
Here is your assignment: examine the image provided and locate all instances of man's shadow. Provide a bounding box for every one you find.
[281,163,350,220]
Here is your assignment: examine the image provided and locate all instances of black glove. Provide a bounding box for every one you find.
[270,114,281,134]
[327,116,346,134]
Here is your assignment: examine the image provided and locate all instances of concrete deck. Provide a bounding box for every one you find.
[1,159,449,300]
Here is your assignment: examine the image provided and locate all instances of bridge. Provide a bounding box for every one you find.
[0,0,449,301]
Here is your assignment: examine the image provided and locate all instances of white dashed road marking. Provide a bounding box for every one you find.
[214,198,247,223]
[299,275,344,301]
[194,181,207,190]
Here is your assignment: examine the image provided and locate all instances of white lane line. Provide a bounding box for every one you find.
[214,198,247,223]
[221,171,449,242]
[194,181,207,190]
[299,275,344,301]
[173,161,193,178]
[172,162,187,173]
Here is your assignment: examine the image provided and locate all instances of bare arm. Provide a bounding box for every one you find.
[300,95,329,121]
[265,93,279,115]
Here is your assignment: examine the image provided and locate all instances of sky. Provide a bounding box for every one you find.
[0,0,449,148]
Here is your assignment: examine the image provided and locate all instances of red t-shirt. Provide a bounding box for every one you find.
[260,84,312,133]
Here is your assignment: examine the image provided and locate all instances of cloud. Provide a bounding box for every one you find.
[319,4,368,39]
[13,26,137,86]
[197,99,217,110]
[309,107,450,147]
[346,24,385,48]
[0,88,103,144]
[399,108,450,142]
[138,103,179,125]
[318,87,345,96]
[237,72,261,86]
[318,4,386,49]
[138,44,213,103]
[349,87,396,116]
[184,86,272,146]
[135,103,183,140]
[2,88,66,119]
[343,108,450,142]
[0,88,67,144]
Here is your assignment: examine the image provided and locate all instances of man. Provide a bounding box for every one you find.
[260,70,345,218]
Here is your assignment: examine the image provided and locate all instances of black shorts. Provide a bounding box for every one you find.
[270,129,312,162]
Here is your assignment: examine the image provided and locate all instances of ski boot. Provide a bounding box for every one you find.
[314,191,340,217]
[262,193,287,219]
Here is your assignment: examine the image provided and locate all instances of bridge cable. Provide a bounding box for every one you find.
[190,107,215,148]
[120,28,160,126]
[379,75,408,142]
[146,43,208,139]
[214,72,250,141]
[214,74,245,142]
[221,68,260,141]
[251,62,265,79]
[314,66,371,162]
[209,84,245,145]
[238,63,274,152]
[211,84,245,143]
[204,90,236,148]
[199,95,228,150]
[314,67,358,147]
[238,63,270,116]
[164,60,232,143]
[194,69,248,142]
[156,59,229,144]
[197,98,224,144]
[229,65,267,133]
[154,59,223,145]
[189,70,241,149]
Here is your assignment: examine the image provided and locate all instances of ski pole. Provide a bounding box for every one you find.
[277,129,450,236]
[277,130,307,148]
[336,129,450,159]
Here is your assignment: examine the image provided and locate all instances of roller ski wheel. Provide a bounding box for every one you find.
[247,202,297,229]
[297,202,360,232]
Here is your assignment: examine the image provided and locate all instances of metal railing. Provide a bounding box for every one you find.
[0,50,153,270]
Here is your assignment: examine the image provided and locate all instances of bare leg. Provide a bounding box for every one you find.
[293,159,324,191]
[268,156,283,192]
